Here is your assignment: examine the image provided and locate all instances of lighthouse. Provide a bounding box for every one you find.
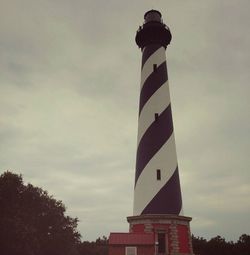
[133,9,182,216]
[109,10,193,255]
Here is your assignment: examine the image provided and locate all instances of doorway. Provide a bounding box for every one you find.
[158,233,166,254]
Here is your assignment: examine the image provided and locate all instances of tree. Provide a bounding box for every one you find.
[0,171,81,255]
[236,234,250,255]
[192,234,250,255]
[207,235,229,255]
[78,236,109,255]
[192,235,208,255]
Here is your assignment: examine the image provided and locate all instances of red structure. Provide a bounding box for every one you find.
[110,215,193,255]
[109,233,154,255]
[109,10,194,255]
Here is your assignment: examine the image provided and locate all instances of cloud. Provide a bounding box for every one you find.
[0,0,250,241]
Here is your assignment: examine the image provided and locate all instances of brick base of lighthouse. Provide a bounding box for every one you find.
[128,214,194,255]
[109,214,193,255]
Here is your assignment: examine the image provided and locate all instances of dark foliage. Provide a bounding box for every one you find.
[0,171,81,255]
[192,234,250,255]
[78,236,108,255]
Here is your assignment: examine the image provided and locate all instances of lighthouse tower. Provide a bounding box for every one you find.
[127,10,193,255]
[133,10,182,217]
[109,10,193,255]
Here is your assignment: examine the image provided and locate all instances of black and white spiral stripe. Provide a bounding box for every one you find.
[133,44,183,216]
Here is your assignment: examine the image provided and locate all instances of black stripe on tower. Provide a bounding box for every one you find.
[142,167,182,214]
[139,60,168,114]
[135,104,173,185]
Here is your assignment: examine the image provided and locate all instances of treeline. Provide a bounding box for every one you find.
[78,236,108,255]
[192,234,250,255]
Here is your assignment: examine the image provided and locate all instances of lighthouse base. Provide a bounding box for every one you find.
[127,214,194,255]
[109,214,193,255]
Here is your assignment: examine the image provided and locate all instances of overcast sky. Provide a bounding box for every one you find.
[1,0,250,242]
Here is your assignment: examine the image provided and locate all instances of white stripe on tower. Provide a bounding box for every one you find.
[137,81,170,143]
[133,10,183,216]
[140,47,166,88]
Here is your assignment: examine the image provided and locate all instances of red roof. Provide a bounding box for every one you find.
[109,233,154,245]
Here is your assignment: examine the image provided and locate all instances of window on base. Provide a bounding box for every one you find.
[125,247,137,255]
